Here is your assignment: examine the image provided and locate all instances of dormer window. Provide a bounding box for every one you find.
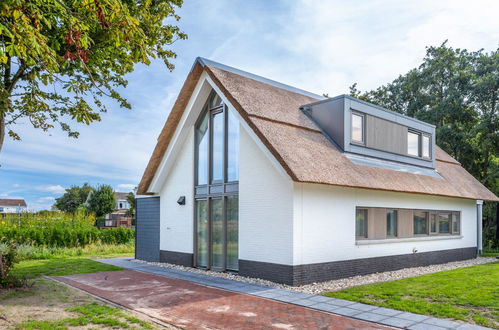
[407,131,420,157]
[351,112,364,144]
[407,130,431,159]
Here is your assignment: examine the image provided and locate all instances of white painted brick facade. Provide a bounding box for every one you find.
[293,183,477,265]
[158,127,195,254]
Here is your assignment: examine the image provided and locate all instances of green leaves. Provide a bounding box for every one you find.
[0,0,186,151]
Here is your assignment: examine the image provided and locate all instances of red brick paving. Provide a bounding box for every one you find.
[54,270,393,330]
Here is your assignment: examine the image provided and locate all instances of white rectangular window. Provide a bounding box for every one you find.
[351,113,364,144]
[407,131,420,156]
[422,134,431,158]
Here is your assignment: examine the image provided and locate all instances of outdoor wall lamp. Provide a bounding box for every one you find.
[177,196,186,205]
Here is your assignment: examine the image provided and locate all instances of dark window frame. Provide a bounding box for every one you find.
[386,209,398,238]
[355,207,369,239]
[413,210,429,236]
[193,91,239,272]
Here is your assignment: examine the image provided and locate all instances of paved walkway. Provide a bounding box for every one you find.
[54,270,391,329]
[64,258,487,330]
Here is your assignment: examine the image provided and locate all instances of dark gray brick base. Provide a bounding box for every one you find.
[239,247,477,286]
[159,250,193,267]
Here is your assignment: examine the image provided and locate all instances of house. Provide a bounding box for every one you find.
[98,192,133,228]
[114,192,131,210]
[134,58,498,286]
[0,199,27,215]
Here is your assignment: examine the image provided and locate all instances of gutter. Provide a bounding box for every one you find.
[477,200,483,255]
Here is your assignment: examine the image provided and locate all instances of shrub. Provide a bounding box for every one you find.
[0,212,134,248]
[0,242,29,288]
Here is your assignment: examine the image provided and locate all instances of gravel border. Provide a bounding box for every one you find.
[133,257,497,294]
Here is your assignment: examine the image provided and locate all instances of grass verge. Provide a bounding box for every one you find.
[0,279,158,329]
[324,262,499,329]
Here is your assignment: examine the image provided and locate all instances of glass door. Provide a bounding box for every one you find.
[195,200,208,268]
[210,198,224,270]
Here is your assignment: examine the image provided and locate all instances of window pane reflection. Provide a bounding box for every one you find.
[227,111,239,182]
[211,111,224,182]
[196,114,209,185]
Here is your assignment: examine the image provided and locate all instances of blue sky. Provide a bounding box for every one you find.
[1,0,498,210]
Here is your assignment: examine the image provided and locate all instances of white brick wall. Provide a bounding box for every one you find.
[293,182,477,265]
[158,127,194,253]
[239,126,295,264]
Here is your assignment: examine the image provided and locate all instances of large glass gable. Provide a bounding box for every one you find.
[194,91,239,272]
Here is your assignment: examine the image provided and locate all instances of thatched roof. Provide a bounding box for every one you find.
[137,58,498,202]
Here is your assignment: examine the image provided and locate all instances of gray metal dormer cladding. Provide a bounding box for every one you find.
[301,95,436,169]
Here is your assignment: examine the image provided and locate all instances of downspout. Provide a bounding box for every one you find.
[476,200,483,255]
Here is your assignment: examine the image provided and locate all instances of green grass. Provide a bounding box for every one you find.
[482,248,499,257]
[11,258,124,278]
[15,302,154,329]
[12,242,134,260]
[325,262,499,328]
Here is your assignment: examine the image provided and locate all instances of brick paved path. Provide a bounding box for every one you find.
[54,270,392,329]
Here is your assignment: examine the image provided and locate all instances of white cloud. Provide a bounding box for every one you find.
[38,185,66,195]
[37,196,56,202]
[116,183,136,192]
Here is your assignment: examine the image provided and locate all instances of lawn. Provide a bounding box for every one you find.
[325,262,499,329]
[0,246,169,329]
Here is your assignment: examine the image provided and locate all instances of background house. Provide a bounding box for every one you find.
[0,199,27,215]
[114,192,131,210]
[134,58,497,285]
[99,192,133,228]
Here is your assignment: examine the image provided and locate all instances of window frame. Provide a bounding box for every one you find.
[355,207,461,241]
[451,212,460,235]
[413,210,429,236]
[407,130,421,157]
[355,207,369,239]
[351,112,365,145]
[386,209,398,238]
[422,133,431,159]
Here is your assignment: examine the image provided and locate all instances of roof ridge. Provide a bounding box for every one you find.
[196,57,325,100]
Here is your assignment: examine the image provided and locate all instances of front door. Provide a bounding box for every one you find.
[195,196,238,271]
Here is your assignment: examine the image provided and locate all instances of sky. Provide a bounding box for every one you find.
[1,0,498,210]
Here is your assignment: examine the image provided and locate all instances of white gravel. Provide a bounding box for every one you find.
[133,257,497,295]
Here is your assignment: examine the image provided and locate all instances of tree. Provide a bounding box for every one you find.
[87,184,115,217]
[348,42,498,247]
[54,183,93,213]
[0,0,186,153]
[126,191,135,216]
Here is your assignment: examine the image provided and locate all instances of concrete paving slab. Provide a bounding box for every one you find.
[349,303,379,312]
[397,312,431,322]
[309,302,342,313]
[355,312,389,323]
[379,317,419,328]
[422,317,463,329]
[409,323,447,330]
[333,307,363,317]
[370,307,404,317]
